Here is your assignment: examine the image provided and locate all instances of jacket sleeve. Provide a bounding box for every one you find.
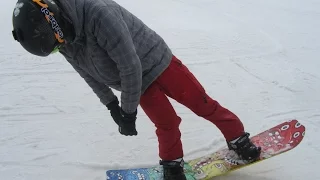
[68,61,117,106]
[91,6,142,114]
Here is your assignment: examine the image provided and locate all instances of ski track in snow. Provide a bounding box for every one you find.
[1,0,320,179]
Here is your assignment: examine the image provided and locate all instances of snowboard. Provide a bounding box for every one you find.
[106,119,306,180]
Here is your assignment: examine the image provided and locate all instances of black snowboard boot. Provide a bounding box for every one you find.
[159,158,187,180]
[227,132,261,163]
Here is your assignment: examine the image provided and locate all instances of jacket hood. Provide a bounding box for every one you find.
[55,0,85,44]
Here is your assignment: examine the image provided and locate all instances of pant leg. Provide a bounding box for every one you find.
[140,81,183,161]
[156,56,245,141]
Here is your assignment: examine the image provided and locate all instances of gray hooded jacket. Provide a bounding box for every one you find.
[57,0,173,113]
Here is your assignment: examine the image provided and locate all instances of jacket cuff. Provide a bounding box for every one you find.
[99,87,118,106]
[121,104,138,114]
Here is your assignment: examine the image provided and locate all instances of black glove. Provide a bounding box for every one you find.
[118,108,138,136]
[106,98,122,125]
[106,99,138,136]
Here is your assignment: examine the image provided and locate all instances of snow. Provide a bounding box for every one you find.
[1,0,320,179]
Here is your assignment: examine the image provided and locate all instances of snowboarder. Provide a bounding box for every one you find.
[12,0,261,179]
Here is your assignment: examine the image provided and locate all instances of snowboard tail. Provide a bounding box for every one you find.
[106,119,306,180]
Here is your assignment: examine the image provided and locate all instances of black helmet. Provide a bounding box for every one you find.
[12,0,65,56]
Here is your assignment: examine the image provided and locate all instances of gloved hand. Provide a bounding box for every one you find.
[118,108,138,136]
[106,98,138,136]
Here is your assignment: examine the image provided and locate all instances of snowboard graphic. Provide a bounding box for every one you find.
[106,119,306,180]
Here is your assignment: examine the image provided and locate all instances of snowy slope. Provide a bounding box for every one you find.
[1,0,320,179]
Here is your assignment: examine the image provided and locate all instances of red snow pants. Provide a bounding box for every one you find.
[139,56,244,161]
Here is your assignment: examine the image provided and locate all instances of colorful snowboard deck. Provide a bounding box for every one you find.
[106,119,306,180]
